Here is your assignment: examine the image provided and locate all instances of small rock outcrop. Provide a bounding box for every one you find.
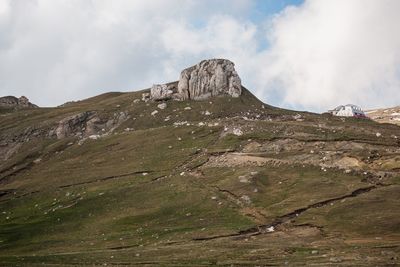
[49,111,129,139]
[149,59,242,101]
[151,84,174,101]
[0,96,38,108]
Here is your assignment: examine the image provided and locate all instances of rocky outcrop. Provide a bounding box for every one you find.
[49,111,129,139]
[177,59,241,100]
[0,96,38,108]
[149,59,242,101]
[51,112,96,139]
[150,84,174,101]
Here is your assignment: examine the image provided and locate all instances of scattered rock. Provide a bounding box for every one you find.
[240,195,251,204]
[238,176,250,183]
[266,226,275,233]
[376,132,382,137]
[151,110,159,116]
[88,135,100,140]
[142,92,150,102]
[157,103,167,110]
[233,128,243,136]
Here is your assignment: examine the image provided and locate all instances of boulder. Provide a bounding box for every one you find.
[150,84,173,100]
[148,59,242,101]
[177,59,242,100]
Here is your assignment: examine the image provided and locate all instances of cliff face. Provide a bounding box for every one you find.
[0,96,38,108]
[150,59,242,101]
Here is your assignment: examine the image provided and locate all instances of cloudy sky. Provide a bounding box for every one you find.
[0,0,399,112]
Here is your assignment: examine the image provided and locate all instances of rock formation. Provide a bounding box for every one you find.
[150,84,174,101]
[0,96,38,108]
[177,59,242,100]
[49,111,129,139]
[149,59,242,101]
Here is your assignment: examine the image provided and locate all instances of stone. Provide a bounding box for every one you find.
[54,112,95,139]
[151,84,173,101]
[266,226,275,232]
[177,59,242,100]
[233,128,243,136]
[157,103,167,110]
[142,92,150,102]
[151,110,158,116]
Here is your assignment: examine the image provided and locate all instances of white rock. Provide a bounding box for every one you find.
[88,135,100,140]
[240,195,251,204]
[177,59,242,100]
[151,84,173,100]
[157,103,167,110]
[233,128,243,136]
[266,226,275,233]
[376,132,382,137]
[151,110,158,116]
[238,176,250,183]
[204,110,211,116]
[184,106,192,110]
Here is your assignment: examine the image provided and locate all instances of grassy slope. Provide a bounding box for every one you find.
[0,88,399,266]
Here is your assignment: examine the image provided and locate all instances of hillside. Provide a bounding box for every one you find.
[367,106,400,126]
[0,60,399,266]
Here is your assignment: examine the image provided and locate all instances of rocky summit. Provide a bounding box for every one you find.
[0,96,37,109]
[150,59,241,101]
[0,60,399,266]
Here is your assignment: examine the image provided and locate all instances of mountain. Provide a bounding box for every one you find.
[366,106,400,126]
[0,59,399,266]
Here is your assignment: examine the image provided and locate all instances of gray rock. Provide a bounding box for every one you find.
[149,59,242,102]
[151,84,173,101]
[177,59,242,100]
[0,96,38,108]
[54,112,95,139]
[157,103,167,110]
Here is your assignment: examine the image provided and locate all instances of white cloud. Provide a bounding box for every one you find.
[0,0,255,106]
[257,0,400,111]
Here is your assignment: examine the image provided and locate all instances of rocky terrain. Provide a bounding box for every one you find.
[0,96,37,109]
[367,106,400,126]
[0,59,399,266]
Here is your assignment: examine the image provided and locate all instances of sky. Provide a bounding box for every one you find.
[0,0,399,112]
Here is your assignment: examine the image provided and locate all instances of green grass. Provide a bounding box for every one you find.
[1,87,399,265]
